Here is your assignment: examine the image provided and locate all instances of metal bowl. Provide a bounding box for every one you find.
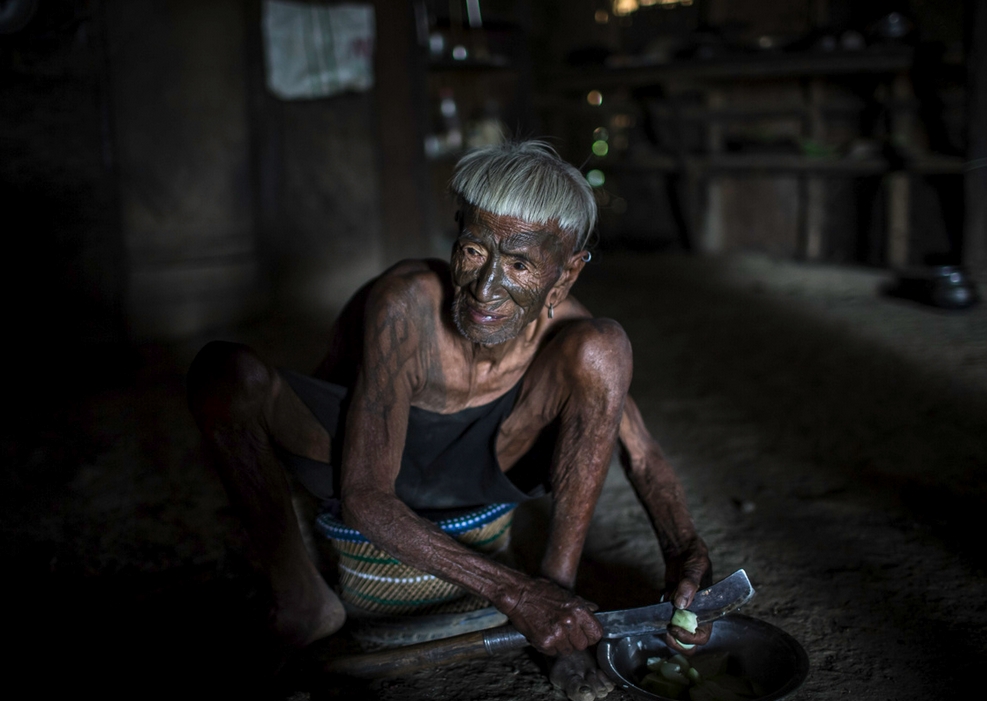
[597,613,809,701]
[884,265,979,310]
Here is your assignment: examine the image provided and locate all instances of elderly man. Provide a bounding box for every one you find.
[188,141,711,701]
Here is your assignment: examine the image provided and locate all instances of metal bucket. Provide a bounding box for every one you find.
[597,613,809,701]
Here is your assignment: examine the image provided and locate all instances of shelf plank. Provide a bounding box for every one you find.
[601,153,965,175]
[551,48,914,91]
[428,58,513,71]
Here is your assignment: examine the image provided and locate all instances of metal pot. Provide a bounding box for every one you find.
[885,266,979,310]
[597,613,809,701]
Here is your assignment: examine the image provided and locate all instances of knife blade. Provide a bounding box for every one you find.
[597,568,754,640]
[481,568,754,655]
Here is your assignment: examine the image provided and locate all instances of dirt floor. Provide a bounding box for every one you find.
[4,252,986,700]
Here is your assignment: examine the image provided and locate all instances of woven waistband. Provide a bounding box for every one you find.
[315,502,517,542]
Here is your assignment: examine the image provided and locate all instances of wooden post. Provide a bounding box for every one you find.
[964,0,987,278]
[887,173,911,268]
[886,72,915,268]
[373,0,432,265]
[700,89,725,253]
[804,79,826,261]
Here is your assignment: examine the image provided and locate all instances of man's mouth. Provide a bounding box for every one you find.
[464,303,506,324]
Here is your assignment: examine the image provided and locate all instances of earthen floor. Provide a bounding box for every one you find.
[5,252,985,700]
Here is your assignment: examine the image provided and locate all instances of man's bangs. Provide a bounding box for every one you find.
[451,142,597,250]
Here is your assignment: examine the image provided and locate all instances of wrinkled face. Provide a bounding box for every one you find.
[450,208,573,346]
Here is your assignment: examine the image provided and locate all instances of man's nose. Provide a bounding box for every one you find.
[474,257,504,302]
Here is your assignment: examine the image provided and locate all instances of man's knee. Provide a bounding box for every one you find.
[187,341,276,432]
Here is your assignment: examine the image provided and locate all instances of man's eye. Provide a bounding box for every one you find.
[512,261,528,272]
[465,246,481,256]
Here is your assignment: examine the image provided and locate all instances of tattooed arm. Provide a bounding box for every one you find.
[337,270,598,656]
[618,395,712,651]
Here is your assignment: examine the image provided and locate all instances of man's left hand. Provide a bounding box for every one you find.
[662,537,713,653]
[504,576,604,657]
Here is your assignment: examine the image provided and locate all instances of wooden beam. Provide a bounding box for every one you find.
[549,49,914,92]
[804,79,826,261]
[964,0,987,275]
[887,173,911,268]
[373,0,432,265]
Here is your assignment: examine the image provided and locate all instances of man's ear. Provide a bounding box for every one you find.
[547,250,589,307]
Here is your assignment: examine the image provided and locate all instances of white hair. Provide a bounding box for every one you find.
[450,140,597,251]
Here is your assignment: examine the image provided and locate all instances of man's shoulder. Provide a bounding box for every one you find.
[367,258,451,314]
[378,258,450,285]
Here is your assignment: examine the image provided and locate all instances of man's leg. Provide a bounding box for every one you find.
[497,319,632,701]
[187,341,345,649]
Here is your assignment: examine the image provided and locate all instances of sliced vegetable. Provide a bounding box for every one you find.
[647,656,665,672]
[669,654,691,669]
[640,672,689,699]
[671,608,699,634]
[658,661,690,686]
[638,651,759,701]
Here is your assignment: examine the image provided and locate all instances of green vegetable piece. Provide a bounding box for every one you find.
[687,667,702,684]
[669,654,692,671]
[671,608,698,634]
[659,662,691,686]
[647,656,665,672]
[640,672,688,699]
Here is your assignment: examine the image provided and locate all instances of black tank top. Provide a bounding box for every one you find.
[279,370,542,512]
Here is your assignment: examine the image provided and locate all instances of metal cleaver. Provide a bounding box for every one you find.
[324,569,755,678]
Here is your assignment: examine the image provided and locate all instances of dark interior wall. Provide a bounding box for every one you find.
[1,0,125,369]
[107,0,262,339]
[263,93,383,316]
[2,0,386,346]
[109,0,384,334]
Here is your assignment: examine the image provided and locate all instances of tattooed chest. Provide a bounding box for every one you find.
[411,359,527,413]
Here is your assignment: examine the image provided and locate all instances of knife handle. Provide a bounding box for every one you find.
[481,624,529,654]
[323,624,528,679]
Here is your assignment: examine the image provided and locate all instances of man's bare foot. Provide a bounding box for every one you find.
[549,649,615,701]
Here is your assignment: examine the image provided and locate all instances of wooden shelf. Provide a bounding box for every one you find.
[427,57,513,71]
[536,37,964,267]
[551,48,914,91]
[644,101,869,121]
[605,153,965,175]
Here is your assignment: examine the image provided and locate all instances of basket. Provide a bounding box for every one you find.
[315,503,516,616]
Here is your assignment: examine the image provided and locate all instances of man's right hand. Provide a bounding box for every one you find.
[502,577,604,657]
[661,537,713,654]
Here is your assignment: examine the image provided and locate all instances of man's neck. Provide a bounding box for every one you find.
[459,314,544,373]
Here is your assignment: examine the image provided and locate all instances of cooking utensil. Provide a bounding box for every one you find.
[324,569,754,679]
[598,613,809,701]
